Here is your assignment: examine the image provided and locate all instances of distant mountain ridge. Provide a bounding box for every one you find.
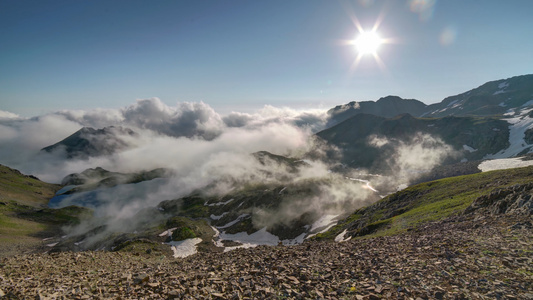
[327,95,427,126]
[318,74,533,173]
[423,74,533,118]
[327,74,533,124]
[316,113,510,171]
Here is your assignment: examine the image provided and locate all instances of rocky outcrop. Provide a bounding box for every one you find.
[465,183,533,215]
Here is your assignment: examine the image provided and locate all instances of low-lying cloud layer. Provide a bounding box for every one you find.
[367,132,458,190]
[0,98,328,182]
[0,100,459,247]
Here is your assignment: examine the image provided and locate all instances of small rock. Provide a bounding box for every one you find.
[434,290,446,300]
[134,273,149,285]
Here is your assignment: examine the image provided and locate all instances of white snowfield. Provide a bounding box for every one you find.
[478,105,533,172]
[168,238,202,258]
[484,106,533,160]
[479,157,533,172]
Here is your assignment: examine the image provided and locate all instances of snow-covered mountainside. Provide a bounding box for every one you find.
[421,74,533,118]
[483,105,533,159]
[326,74,533,124]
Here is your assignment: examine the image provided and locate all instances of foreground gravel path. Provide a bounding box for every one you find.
[1,215,531,299]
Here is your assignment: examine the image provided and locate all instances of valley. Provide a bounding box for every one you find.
[1,74,532,298]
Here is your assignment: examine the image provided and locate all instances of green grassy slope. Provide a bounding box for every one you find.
[317,165,533,240]
[0,165,91,256]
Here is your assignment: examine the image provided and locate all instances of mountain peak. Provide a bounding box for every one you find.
[41,126,137,159]
[326,96,427,127]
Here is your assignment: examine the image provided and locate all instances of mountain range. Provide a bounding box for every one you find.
[327,74,533,123]
[3,73,533,261]
[41,75,533,169]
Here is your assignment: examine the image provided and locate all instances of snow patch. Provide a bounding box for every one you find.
[159,227,177,237]
[346,177,378,192]
[217,214,250,229]
[168,238,202,258]
[498,102,507,107]
[206,198,234,207]
[210,212,228,220]
[498,81,509,89]
[479,157,533,172]
[282,232,306,245]
[446,100,459,107]
[219,227,280,252]
[484,108,533,159]
[334,229,351,243]
[462,145,477,153]
[521,99,533,107]
[278,187,287,194]
[310,214,338,232]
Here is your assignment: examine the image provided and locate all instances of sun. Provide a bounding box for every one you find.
[354,30,383,55]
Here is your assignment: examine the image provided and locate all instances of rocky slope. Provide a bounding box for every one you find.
[317,165,533,242]
[1,164,532,299]
[0,214,531,299]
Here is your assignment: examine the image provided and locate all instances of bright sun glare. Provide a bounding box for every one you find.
[354,31,382,55]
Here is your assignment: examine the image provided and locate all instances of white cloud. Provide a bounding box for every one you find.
[0,110,21,120]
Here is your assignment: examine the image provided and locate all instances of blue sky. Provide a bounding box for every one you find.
[1,0,532,117]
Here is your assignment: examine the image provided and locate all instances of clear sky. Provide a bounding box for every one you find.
[1,0,532,117]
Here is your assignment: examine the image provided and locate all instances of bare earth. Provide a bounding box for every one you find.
[0,214,531,299]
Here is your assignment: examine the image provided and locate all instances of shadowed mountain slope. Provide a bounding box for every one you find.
[41,126,137,159]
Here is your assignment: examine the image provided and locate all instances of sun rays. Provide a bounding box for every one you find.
[338,5,395,74]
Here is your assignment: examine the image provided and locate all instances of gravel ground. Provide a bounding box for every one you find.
[1,214,531,299]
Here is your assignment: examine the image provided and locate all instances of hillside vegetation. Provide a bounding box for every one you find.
[0,165,91,257]
[317,165,533,240]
